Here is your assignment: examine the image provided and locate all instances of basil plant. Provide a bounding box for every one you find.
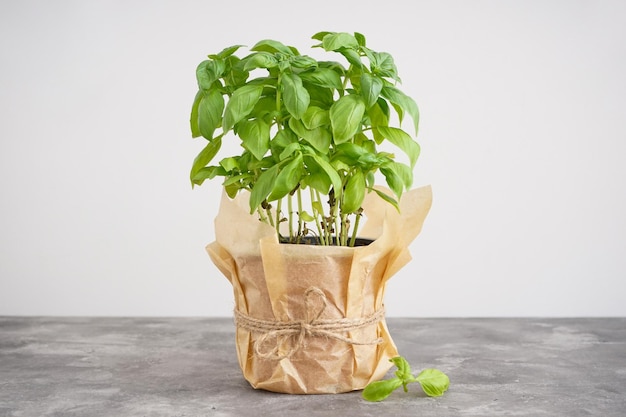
[189,31,420,246]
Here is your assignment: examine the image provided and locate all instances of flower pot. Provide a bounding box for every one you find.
[207,186,432,394]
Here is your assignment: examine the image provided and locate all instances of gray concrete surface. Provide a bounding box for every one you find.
[1,317,625,416]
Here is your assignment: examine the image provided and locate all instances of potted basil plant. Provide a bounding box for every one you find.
[188,31,433,394]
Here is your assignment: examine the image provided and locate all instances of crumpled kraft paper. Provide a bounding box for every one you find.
[206,185,432,394]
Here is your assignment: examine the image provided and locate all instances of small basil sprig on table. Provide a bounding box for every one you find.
[362,356,450,402]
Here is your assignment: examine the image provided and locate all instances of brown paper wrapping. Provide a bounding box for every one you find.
[206,185,432,394]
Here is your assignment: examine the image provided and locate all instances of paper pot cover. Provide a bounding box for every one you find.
[206,186,432,394]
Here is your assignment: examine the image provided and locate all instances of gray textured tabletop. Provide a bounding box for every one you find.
[1,317,625,416]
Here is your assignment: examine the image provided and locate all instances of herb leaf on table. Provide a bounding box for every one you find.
[362,356,450,402]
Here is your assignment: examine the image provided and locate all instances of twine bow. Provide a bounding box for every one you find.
[234,286,385,360]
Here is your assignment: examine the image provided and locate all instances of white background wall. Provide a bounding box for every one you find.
[1,0,625,317]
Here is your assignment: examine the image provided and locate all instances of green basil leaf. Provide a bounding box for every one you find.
[334,143,368,165]
[189,90,202,138]
[341,48,364,68]
[311,31,332,42]
[356,153,381,169]
[289,118,331,154]
[311,200,324,214]
[321,32,359,51]
[367,51,400,82]
[306,82,335,108]
[330,95,365,144]
[362,378,403,402]
[220,157,239,173]
[270,129,298,156]
[224,55,249,87]
[279,142,301,161]
[299,210,315,222]
[248,155,275,171]
[342,170,365,214]
[190,166,224,186]
[190,136,223,185]
[223,84,264,132]
[299,68,344,90]
[380,165,403,199]
[272,129,298,147]
[367,99,390,143]
[332,158,352,174]
[359,73,383,109]
[290,56,318,69]
[282,73,310,120]
[209,45,244,60]
[251,39,295,55]
[336,142,367,157]
[366,172,375,189]
[301,106,330,129]
[371,187,399,211]
[302,155,331,194]
[197,89,224,140]
[222,173,252,187]
[381,86,420,135]
[196,60,225,91]
[268,155,304,201]
[237,119,270,161]
[224,182,239,198]
[305,127,331,154]
[243,52,278,71]
[416,369,450,397]
[308,153,342,198]
[303,173,330,195]
[354,32,367,47]
[248,165,279,213]
[376,126,420,168]
[383,161,413,190]
[391,356,413,381]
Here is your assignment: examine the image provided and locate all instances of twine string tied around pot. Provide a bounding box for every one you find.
[234,286,385,360]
